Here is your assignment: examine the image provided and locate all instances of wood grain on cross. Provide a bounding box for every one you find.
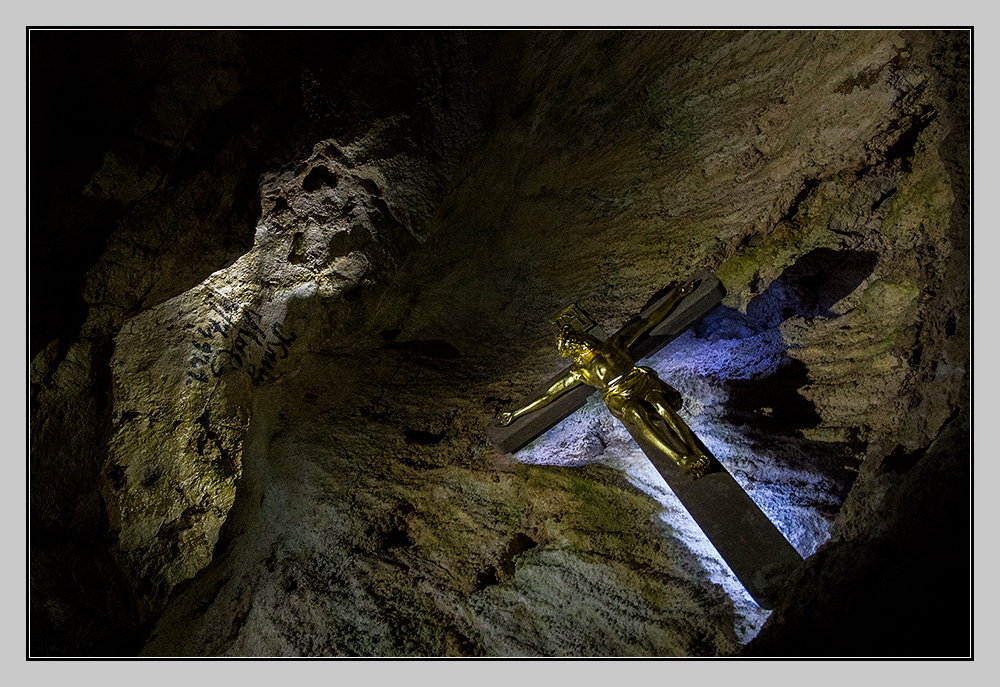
[487,271,802,609]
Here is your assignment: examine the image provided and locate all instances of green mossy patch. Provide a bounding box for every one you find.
[716,221,815,308]
[536,465,667,566]
[878,129,954,246]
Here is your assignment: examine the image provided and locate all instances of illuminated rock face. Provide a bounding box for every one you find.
[30,31,969,656]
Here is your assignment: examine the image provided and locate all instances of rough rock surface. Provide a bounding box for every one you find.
[30,30,969,657]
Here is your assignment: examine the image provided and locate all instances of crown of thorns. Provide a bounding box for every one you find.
[557,329,595,347]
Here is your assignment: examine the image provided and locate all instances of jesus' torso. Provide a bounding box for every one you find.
[570,334,637,389]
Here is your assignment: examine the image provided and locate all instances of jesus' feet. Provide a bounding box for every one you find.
[677,453,709,479]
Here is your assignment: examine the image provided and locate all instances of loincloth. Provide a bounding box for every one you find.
[602,366,682,420]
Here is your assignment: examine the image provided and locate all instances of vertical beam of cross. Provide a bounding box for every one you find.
[487,272,803,609]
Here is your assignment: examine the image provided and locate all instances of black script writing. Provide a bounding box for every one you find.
[186,293,297,385]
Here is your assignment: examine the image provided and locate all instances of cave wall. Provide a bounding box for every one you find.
[29,30,970,657]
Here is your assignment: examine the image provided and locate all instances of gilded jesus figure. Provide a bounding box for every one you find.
[497,282,710,478]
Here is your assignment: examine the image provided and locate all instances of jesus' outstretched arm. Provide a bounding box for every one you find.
[497,369,583,426]
[615,279,697,349]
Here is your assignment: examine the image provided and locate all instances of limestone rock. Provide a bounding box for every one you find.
[30,30,969,657]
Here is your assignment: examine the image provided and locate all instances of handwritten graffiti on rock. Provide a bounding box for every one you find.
[187,294,297,386]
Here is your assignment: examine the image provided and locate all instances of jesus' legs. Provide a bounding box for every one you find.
[645,389,702,450]
[619,400,708,478]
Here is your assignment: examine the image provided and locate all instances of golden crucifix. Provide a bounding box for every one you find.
[497,282,709,478]
[487,273,804,608]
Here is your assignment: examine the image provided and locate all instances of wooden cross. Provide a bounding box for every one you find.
[487,271,802,609]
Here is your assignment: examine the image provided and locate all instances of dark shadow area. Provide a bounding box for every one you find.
[30,32,131,357]
[404,428,447,445]
[29,524,150,657]
[693,248,878,441]
[695,248,878,343]
[386,339,462,359]
[744,248,878,329]
[499,533,538,578]
[722,359,821,435]
[476,532,538,590]
[743,412,970,657]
